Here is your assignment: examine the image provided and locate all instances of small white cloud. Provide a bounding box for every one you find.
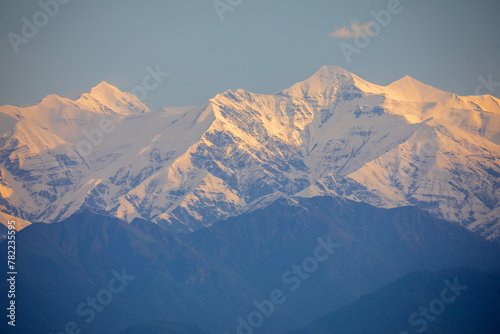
[328,20,375,38]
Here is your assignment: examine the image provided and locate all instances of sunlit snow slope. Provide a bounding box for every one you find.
[1,66,499,238]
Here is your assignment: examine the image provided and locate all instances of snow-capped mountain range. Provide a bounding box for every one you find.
[1,66,499,239]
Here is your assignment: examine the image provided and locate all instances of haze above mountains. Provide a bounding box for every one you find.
[0,66,499,240]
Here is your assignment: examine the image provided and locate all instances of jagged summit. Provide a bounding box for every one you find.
[281,65,364,102]
[2,81,151,117]
[84,81,123,101]
[75,81,150,115]
[311,65,354,80]
[385,75,454,102]
[39,93,69,107]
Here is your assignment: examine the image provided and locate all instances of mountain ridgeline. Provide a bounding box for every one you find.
[0,66,499,239]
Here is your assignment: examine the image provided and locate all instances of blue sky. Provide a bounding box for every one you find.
[1,0,499,110]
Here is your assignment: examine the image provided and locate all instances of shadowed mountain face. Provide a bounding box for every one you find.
[287,267,500,334]
[0,212,260,334]
[1,66,499,239]
[1,196,499,334]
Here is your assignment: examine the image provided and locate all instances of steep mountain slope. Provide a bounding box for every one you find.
[0,66,499,238]
[2,196,499,333]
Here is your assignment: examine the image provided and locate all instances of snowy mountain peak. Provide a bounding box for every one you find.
[280,66,376,107]
[284,66,355,92]
[394,75,419,84]
[39,93,68,107]
[385,75,454,102]
[313,65,353,79]
[89,81,121,96]
[76,81,150,115]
